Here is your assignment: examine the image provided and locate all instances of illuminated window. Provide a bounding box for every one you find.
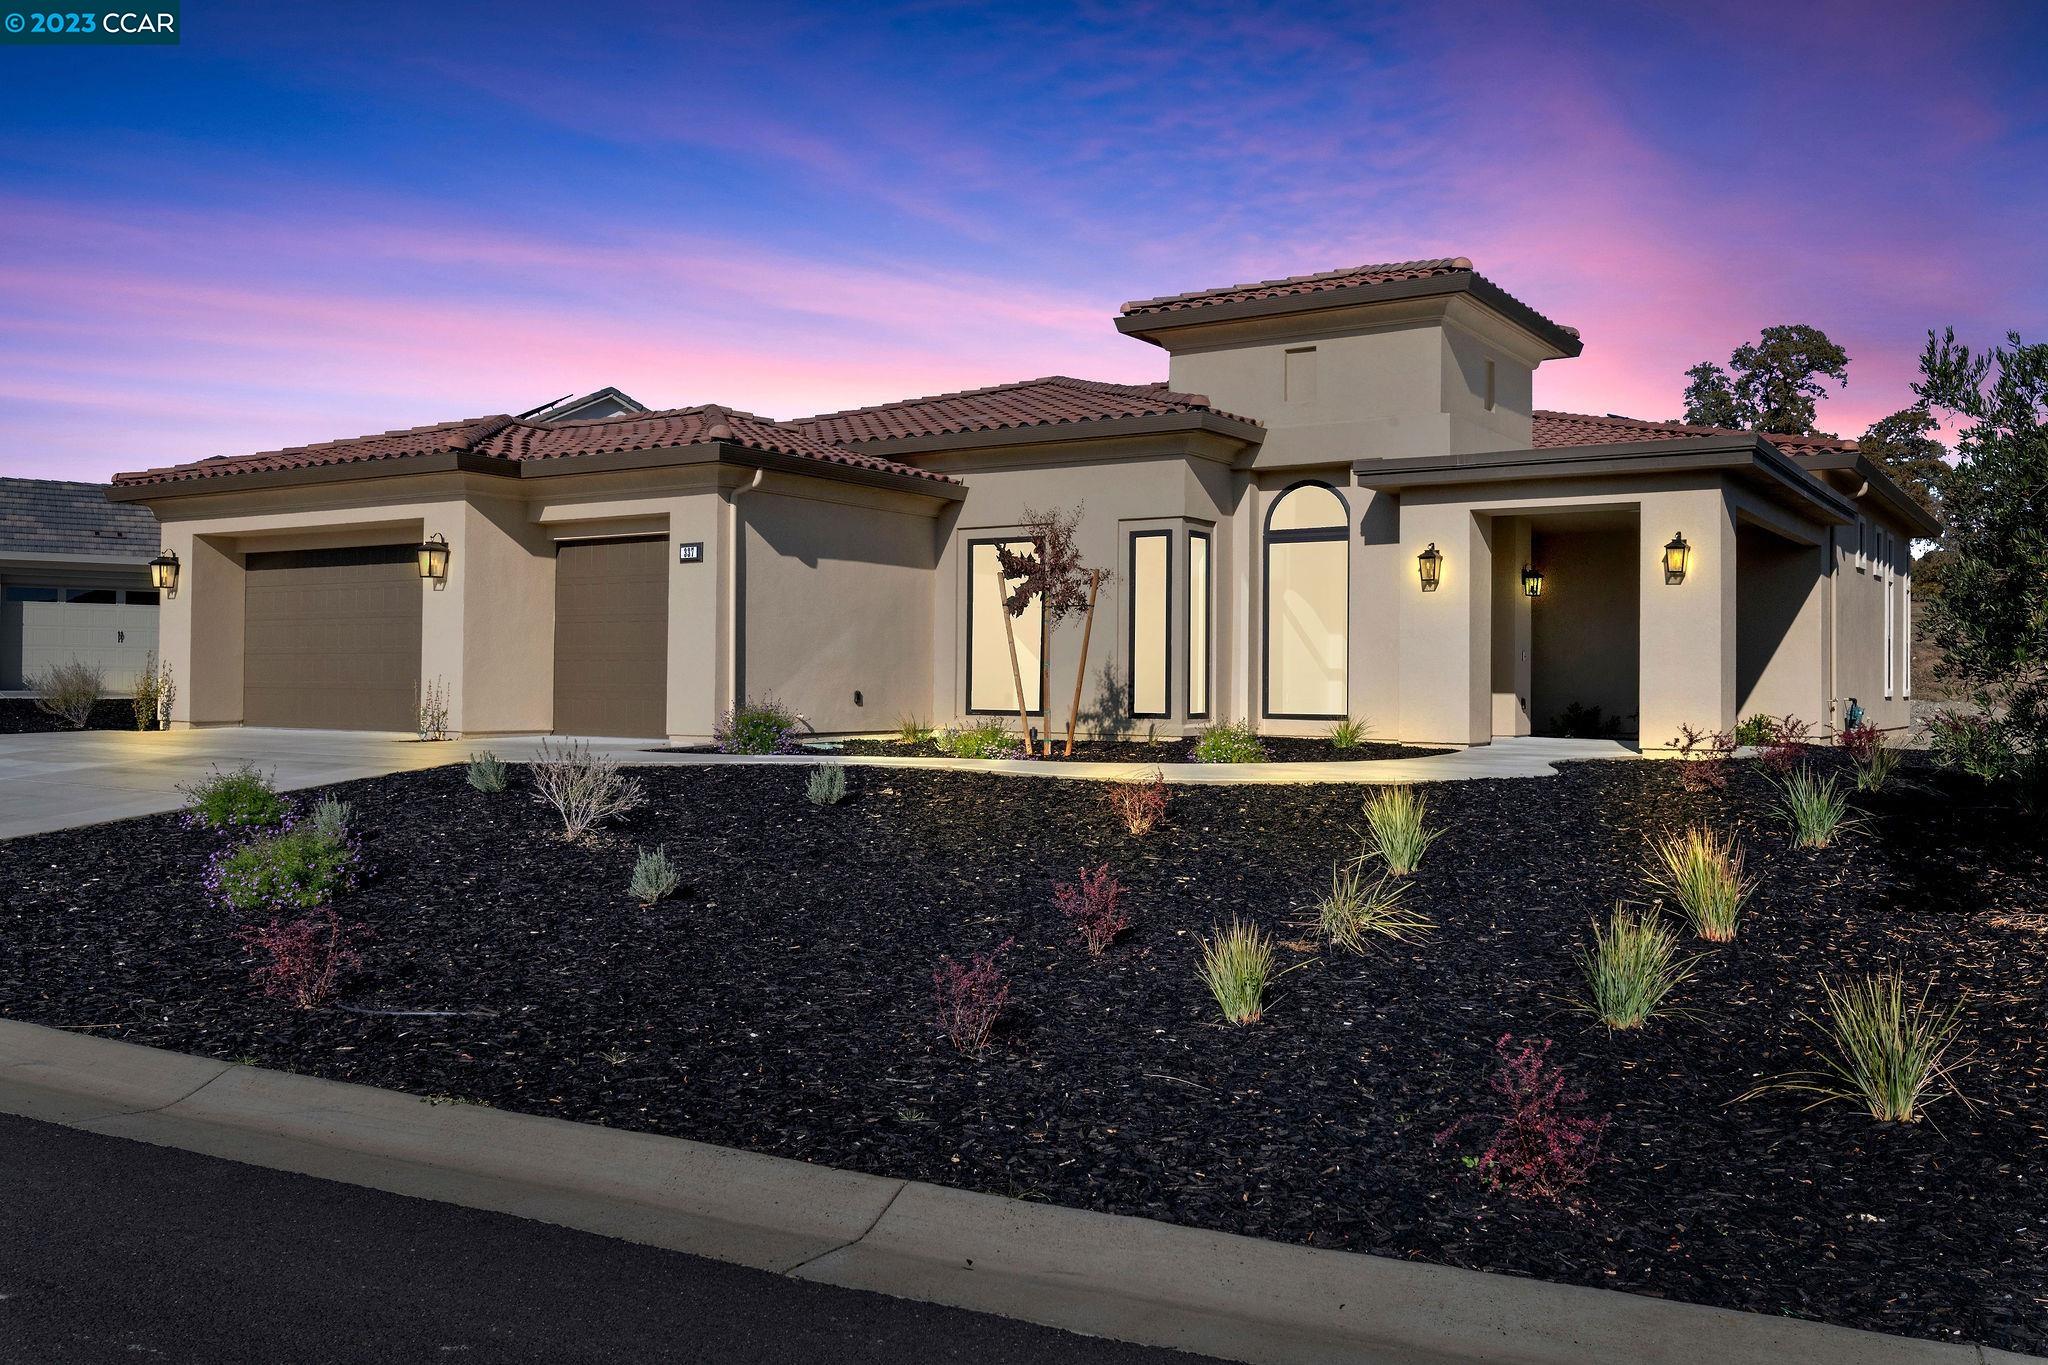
[1264,481,1348,719]
[1188,531,1211,719]
[967,538,1042,714]
[1128,531,1170,719]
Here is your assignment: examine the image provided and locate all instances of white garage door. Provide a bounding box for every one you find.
[1,586,160,691]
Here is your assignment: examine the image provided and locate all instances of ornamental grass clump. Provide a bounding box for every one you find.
[465,750,509,793]
[628,845,681,907]
[130,651,175,731]
[936,718,1024,759]
[236,907,363,1010]
[1435,1034,1609,1205]
[1778,766,1858,849]
[715,698,805,754]
[806,762,849,806]
[180,763,290,833]
[1199,917,1274,1024]
[30,657,104,729]
[896,714,936,746]
[530,738,646,840]
[1189,720,1267,764]
[1839,723,1902,792]
[1105,771,1168,835]
[1317,854,1431,952]
[1054,864,1131,954]
[211,824,359,915]
[933,940,1012,1056]
[1326,716,1373,750]
[1647,825,1754,942]
[1745,970,1971,1123]
[1362,786,1440,876]
[1575,902,1694,1029]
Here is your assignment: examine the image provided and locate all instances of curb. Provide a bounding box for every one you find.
[0,1020,2020,1365]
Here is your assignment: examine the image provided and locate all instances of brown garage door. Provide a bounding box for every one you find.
[553,536,667,738]
[244,545,422,731]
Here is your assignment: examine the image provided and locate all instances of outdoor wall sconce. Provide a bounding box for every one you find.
[1662,531,1691,585]
[147,548,180,597]
[1521,564,1544,598]
[1417,542,1442,592]
[417,533,451,582]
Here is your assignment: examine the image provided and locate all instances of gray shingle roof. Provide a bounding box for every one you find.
[0,477,160,560]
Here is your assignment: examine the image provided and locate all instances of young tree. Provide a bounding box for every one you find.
[1914,327,2048,776]
[1679,324,1851,435]
[996,506,1106,756]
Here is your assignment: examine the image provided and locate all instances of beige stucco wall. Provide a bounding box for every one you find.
[1827,507,1914,734]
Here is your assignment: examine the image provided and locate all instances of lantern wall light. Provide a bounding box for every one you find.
[1662,531,1690,585]
[1417,542,1442,592]
[417,533,451,583]
[1521,563,1544,598]
[148,548,180,597]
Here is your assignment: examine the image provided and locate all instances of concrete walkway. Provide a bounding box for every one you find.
[0,727,1633,840]
[0,1021,2015,1365]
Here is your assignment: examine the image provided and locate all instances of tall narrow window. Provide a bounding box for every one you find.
[1129,530,1171,719]
[1263,481,1349,719]
[1902,567,1912,698]
[1883,531,1895,699]
[1187,531,1211,719]
[967,538,1042,714]
[1484,358,1497,411]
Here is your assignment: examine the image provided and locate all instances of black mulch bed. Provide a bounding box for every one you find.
[667,736,1455,763]
[4,757,2047,1354]
[0,697,138,734]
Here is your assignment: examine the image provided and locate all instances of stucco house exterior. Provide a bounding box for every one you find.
[106,258,1936,749]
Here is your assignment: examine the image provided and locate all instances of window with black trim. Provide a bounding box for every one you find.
[1129,529,1171,719]
[1187,530,1211,719]
[966,538,1042,714]
[1263,481,1349,719]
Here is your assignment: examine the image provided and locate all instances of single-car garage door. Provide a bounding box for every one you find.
[553,536,667,738]
[244,545,421,730]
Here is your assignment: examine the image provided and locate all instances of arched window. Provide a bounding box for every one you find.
[1264,481,1348,718]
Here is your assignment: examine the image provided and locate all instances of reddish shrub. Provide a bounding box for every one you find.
[1668,724,1736,791]
[1105,773,1168,836]
[1760,713,1812,773]
[1837,721,1882,766]
[235,907,364,1010]
[1436,1034,1609,1205]
[1054,864,1131,954]
[933,939,1013,1055]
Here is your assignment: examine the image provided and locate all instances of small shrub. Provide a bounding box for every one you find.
[896,714,935,747]
[936,718,1024,759]
[417,676,451,741]
[806,762,849,806]
[1054,864,1131,954]
[1927,710,2019,783]
[131,651,175,731]
[1667,724,1737,791]
[529,738,646,839]
[1435,1035,1609,1204]
[211,825,359,914]
[716,698,805,755]
[181,763,290,833]
[1105,771,1168,835]
[1199,917,1274,1024]
[1326,717,1372,750]
[236,907,363,1010]
[1646,825,1753,942]
[1189,720,1267,764]
[1317,855,1431,952]
[1575,902,1693,1029]
[1778,767,1857,849]
[1745,970,1970,1123]
[628,845,681,907]
[1758,714,1812,773]
[1732,713,1778,748]
[307,797,351,844]
[1839,723,1902,791]
[30,658,104,729]
[933,940,1012,1055]
[465,750,509,793]
[1362,786,1440,876]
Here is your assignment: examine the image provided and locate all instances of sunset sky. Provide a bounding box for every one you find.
[3,0,2044,480]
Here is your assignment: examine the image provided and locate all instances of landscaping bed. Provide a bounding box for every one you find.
[0,697,139,734]
[3,756,2045,1353]
[671,736,1455,763]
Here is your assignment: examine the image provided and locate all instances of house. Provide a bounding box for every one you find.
[2,477,162,692]
[105,257,1936,748]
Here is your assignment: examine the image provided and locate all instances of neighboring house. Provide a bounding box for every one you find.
[1,477,162,692]
[106,257,1936,747]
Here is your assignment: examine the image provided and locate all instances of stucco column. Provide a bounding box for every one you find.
[1397,501,1492,746]
[1639,487,1738,749]
[169,530,244,727]
[669,492,724,743]
[1489,516,1533,736]
[453,496,555,736]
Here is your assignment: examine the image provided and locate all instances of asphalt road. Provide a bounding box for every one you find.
[0,1112,1200,1364]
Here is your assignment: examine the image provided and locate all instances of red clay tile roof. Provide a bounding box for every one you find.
[1532,409,1860,458]
[112,406,954,488]
[794,375,1256,445]
[1121,258,1477,315]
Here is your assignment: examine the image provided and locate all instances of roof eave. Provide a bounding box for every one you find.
[1115,272,1584,359]
[834,408,1265,458]
[106,449,518,501]
[1789,450,1943,539]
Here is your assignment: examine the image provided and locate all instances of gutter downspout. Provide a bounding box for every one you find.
[723,465,766,718]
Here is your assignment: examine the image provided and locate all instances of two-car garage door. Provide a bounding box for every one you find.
[244,546,421,731]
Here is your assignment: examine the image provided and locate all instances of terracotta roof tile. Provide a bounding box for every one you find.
[795,375,1256,445]
[1120,257,1476,315]
[1532,409,1859,457]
